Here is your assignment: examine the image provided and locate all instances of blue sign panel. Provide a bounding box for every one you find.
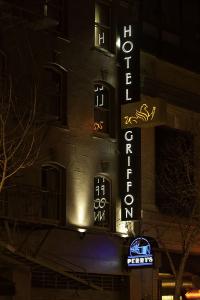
[127,237,154,267]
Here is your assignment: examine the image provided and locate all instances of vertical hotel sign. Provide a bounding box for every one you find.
[119,24,141,220]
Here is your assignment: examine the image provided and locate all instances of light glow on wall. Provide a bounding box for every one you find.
[68,172,92,228]
[116,37,121,48]
[77,228,87,233]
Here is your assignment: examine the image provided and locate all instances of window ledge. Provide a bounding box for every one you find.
[48,122,70,131]
[91,46,116,58]
[57,35,71,44]
[92,133,116,143]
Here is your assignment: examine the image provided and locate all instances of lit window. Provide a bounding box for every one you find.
[94,83,114,136]
[41,164,66,221]
[162,297,182,300]
[95,1,112,52]
[94,176,111,228]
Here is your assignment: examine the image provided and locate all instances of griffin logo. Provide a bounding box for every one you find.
[93,121,104,131]
[124,103,156,125]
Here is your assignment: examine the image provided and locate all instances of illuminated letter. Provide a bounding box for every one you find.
[94,210,105,221]
[127,181,132,192]
[122,41,133,53]
[98,32,105,46]
[126,169,132,180]
[127,258,132,264]
[127,156,131,167]
[124,56,132,69]
[94,198,106,209]
[124,194,134,205]
[126,88,132,101]
[94,85,104,106]
[123,25,132,38]
[126,143,132,154]
[125,72,132,85]
[124,130,133,142]
[125,207,133,218]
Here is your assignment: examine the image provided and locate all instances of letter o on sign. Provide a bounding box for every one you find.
[124,194,134,205]
[122,41,134,53]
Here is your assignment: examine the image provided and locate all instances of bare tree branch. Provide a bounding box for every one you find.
[153,126,200,299]
[0,77,44,192]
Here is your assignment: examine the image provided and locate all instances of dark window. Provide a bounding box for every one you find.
[0,50,6,76]
[94,176,111,228]
[41,65,67,125]
[94,83,114,136]
[155,126,195,217]
[95,1,113,52]
[161,0,180,34]
[41,164,66,221]
[43,0,68,35]
[0,50,7,94]
[142,0,160,26]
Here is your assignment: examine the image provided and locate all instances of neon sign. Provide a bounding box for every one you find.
[119,24,141,221]
[93,121,104,131]
[123,104,156,125]
[127,237,154,267]
[94,176,110,227]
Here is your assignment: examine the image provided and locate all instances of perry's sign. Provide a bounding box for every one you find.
[127,237,154,267]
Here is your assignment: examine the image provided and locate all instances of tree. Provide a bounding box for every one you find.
[0,78,43,192]
[154,126,200,300]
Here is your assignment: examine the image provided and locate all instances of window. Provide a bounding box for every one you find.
[41,64,67,125]
[94,176,111,228]
[43,0,68,35]
[142,0,160,26]
[0,50,6,75]
[0,50,7,94]
[161,0,180,34]
[155,126,194,217]
[95,1,113,52]
[94,83,114,136]
[41,164,66,221]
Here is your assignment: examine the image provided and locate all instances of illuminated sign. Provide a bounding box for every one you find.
[94,176,110,227]
[93,121,104,131]
[127,237,154,267]
[119,24,141,221]
[119,24,140,104]
[94,84,109,134]
[120,128,141,220]
[123,103,156,126]
[94,85,105,107]
[121,98,167,129]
